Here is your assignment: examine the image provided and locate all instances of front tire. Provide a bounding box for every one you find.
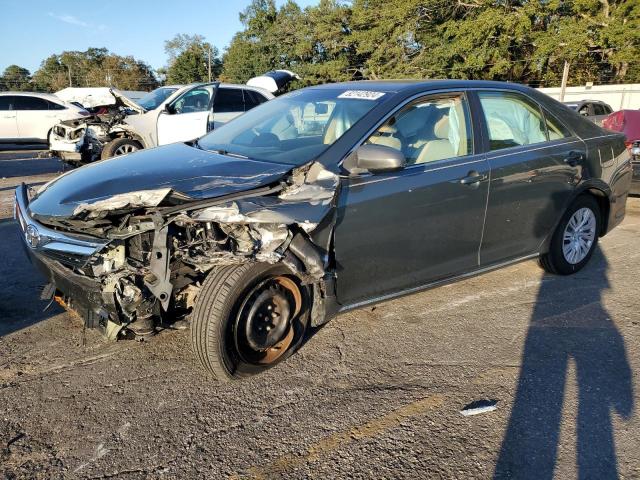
[539,195,601,275]
[101,138,142,159]
[190,263,309,381]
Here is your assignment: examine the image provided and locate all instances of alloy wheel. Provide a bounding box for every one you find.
[562,207,596,264]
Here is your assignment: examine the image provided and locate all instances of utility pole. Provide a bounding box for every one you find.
[65,64,72,87]
[559,60,570,102]
[208,46,212,82]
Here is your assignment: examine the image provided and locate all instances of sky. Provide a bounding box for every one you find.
[0,0,319,73]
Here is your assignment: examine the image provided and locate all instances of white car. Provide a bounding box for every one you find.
[49,82,274,164]
[0,92,89,143]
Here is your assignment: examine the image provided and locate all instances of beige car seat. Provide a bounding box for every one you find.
[366,124,402,151]
[415,115,455,164]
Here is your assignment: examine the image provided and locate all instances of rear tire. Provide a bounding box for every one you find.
[539,195,601,275]
[100,138,142,159]
[190,263,309,381]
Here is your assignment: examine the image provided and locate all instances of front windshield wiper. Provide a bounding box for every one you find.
[208,148,249,159]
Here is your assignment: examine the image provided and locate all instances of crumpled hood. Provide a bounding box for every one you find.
[29,142,293,219]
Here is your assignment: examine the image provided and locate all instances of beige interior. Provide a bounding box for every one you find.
[415,115,455,164]
[366,124,402,150]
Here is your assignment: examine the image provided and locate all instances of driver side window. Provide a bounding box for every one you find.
[171,88,211,114]
[364,94,473,165]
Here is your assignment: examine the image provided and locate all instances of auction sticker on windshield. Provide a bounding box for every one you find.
[337,90,386,100]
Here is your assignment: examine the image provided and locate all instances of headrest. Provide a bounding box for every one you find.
[434,115,449,139]
[378,124,398,134]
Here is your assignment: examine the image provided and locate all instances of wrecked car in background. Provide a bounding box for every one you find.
[49,83,273,165]
[16,80,632,381]
[49,87,151,163]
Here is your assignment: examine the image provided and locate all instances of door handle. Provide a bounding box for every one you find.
[564,151,584,167]
[459,171,486,186]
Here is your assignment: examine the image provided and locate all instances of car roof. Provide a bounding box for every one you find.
[0,91,63,102]
[307,79,543,94]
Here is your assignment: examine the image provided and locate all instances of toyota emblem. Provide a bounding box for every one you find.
[25,224,40,248]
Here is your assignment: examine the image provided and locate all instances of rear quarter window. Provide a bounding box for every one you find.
[46,100,66,110]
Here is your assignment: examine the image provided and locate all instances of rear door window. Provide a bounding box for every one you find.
[244,90,268,110]
[544,113,572,140]
[593,104,606,116]
[214,88,245,113]
[478,91,548,151]
[13,96,49,110]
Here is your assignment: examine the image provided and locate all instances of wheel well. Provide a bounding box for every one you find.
[583,189,610,236]
[112,132,145,148]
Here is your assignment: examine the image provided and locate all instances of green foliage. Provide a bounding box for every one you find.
[31,47,158,92]
[222,0,640,87]
[164,34,222,84]
[0,65,31,91]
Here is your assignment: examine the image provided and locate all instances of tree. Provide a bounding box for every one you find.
[31,48,158,92]
[0,65,31,91]
[221,0,356,86]
[220,0,640,88]
[164,34,222,83]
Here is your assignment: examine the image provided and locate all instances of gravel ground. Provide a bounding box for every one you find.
[1,150,639,479]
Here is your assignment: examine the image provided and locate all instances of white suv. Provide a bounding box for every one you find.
[0,92,88,143]
[49,82,274,164]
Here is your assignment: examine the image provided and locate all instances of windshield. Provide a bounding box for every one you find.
[137,87,179,110]
[197,88,385,165]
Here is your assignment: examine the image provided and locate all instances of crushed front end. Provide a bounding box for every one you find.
[15,161,338,340]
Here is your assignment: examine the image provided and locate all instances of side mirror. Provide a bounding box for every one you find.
[164,104,176,115]
[355,144,406,173]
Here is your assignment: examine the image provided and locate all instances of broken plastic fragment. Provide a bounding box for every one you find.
[460,400,498,416]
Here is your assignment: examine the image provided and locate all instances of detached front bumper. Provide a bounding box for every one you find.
[14,184,112,327]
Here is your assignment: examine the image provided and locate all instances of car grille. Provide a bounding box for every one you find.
[14,184,109,269]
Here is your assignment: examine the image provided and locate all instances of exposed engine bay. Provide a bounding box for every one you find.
[27,161,338,340]
[49,90,143,164]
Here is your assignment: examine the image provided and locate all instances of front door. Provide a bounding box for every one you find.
[334,93,490,306]
[157,85,215,145]
[15,95,51,141]
[475,90,581,265]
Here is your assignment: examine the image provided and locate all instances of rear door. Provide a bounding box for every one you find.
[0,96,18,140]
[15,96,52,141]
[156,84,216,145]
[211,87,246,129]
[335,92,490,305]
[475,90,582,265]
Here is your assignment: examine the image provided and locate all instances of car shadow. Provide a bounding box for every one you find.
[494,250,633,479]
[0,221,62,337]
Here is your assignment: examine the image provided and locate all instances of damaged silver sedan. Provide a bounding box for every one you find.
[15,81,632,381]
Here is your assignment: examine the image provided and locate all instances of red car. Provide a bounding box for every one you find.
[603,110,640,194]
